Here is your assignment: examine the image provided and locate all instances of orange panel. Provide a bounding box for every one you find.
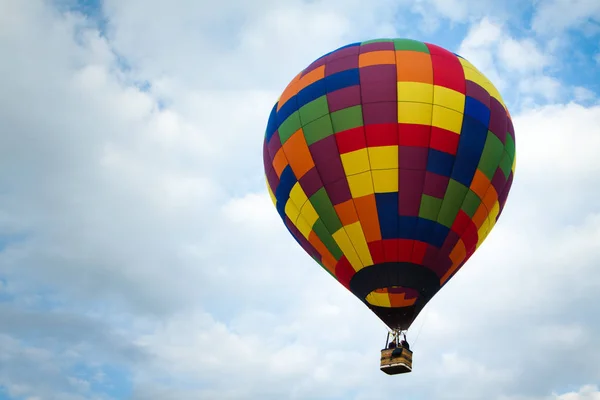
[353,194,382,242]
[359,50,396,67]
[482,186,499,211]
[297,65,326,92]
[472,203,490,229]
[334,200,360,226]
[272,148,288,177]
[396,51,433,83]
[282,129,315,178]
[470,170,491,201]
[277,71,301,111]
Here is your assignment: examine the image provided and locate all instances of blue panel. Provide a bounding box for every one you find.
[426,149,455,177]
[375,193,399,239]
[414,218,449,248]
[276,95,299,126]
[265,103,279,142]
[297,79,327,109]
[398,216,418,239]
[452,115,488,187]
[431,223,451,248]
[325,68,360,93]
[465,96,491,126]
[275,166,297,218]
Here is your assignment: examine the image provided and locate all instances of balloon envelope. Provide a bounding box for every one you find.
[262,38,516,330]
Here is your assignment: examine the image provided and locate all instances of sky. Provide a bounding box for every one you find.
[0,0,599,399]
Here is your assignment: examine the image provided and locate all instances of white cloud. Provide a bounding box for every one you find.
[1,0,599,399]
[532,0,600,35]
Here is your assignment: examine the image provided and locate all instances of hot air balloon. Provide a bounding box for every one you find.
[262,38,516,375]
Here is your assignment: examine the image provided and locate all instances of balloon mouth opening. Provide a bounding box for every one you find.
[365,286,419,308]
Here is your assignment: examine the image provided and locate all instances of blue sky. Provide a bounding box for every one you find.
[0,0,599,399]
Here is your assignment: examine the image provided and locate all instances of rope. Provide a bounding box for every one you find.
[410,306,430,348]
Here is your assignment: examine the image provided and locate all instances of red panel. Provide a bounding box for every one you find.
[335,126,367,154]
[383,239,399,262]
[398,239,414,262]
[411,241,428,264]
[335,256,355,290]
[365,123,398,147]
[430,126,459,155]
[398,124,430,147]
[368,240,385,264]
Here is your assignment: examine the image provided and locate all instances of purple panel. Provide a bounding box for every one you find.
[299,167,324,198]
[422,245,440,270]
[267,131,282,158]
[423,171,449,198]
[439,230,460,258]
[362,102,397,125]
[359,64,397,83]
[327,85,361,112]
[325,55,359,76]
[431,256,453,278]
[465,81,490,108]
[399,146,428,170]
[488,97,507,143]
[265,155,280,191]
[399,169,425,216]
[361,80,397,103]
[497,171,513,218]
[360,42,395,53]
[328,45,361,61]
[309,135,346,184]
[325,178,352,205]
[490,168,507,197]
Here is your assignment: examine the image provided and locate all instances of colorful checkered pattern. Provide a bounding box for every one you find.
[263,38,516,329]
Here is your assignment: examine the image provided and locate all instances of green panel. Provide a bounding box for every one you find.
[362,38,394,45]
[299,95,330,126]
[278,111,302,144]
[438,179,469,228]
[499,150,512,178]
[313,220,343,260]
[461,190,481,218]
[419,194,442,221]
[504,133,516,163]
[309,188,343,233]
[303,114,335,145]
[330,105,364,133]
[477,131,505,180]
[393,38,429,53]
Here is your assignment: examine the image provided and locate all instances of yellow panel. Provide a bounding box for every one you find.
[295,216,313,239]
[397,82,434,103]
[432,105,463,134]
[398,102,433,125]
[284,200,300,224]
[344,222,374,267]
[366,291,391,307]
[368,146,398,170]
[372,169,398,193]
[299,201,319,227]
[347,171,374,198]
[512,153,517,173]
[488,200,500,225]
[332,228,363,270]
[434,85,466,113]
[476,217,491,248]
[289,182,308,209]
[266,178,277,206]
[341,148,371,176]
